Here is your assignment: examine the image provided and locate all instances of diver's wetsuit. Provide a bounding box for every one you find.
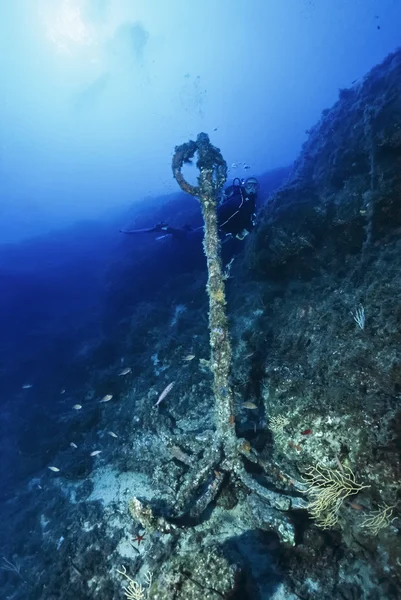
[218,179,257,239]
[120,178,258,241]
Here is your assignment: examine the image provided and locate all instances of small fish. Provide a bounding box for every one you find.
[60,389,66,394]
[90,450,102,456]
[72,404,82,410]
[213,127,218,131]
[22,384,33,389]
[154,381,175,407]
[349,502,364,511]
[99,394,113,403]
[107,431,118,438]
[118,368,132,376]
[242,402,258,410]
[301,429,312,435]
[48,466,60,472]
[70,442,78,449]
[56,536,65,551]
[183,354,195,361]
[288,441,302,452]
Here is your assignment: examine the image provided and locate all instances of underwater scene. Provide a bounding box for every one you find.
[1,1,401,599]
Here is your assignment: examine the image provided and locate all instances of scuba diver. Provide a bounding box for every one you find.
[120,177,259,241]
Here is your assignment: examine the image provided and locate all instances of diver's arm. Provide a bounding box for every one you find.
[119,223,166,234]
[120,227,155,234]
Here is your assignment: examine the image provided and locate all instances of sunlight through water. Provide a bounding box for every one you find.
[43,0,93,55]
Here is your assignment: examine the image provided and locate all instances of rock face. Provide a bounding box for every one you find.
[248,50,401,279]
[238,48,401,598]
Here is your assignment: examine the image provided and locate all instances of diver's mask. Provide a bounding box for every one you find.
[244,177,259,196]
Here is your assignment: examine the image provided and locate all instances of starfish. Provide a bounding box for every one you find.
[132,532,146,546]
